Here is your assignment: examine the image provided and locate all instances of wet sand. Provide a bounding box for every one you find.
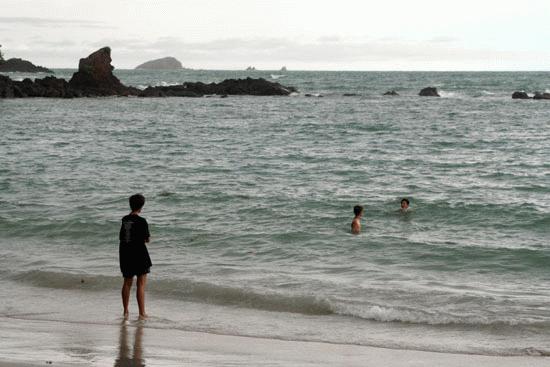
[1,315,549,367]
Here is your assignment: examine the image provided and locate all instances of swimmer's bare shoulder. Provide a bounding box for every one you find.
[351,218,361,234]
[351,205,364,234]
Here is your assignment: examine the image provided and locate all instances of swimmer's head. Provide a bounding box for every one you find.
[353,205,364,216]
[400,198,409,210]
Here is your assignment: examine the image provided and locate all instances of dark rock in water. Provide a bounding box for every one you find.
[383,90,399,96]
[343,93,359,96]
[135,57,183,70]
[69,47,139,96]
[33,76,80,98]
[512,91,530,99]
[139,85,202,97]
[3,75,80,98]
[419,87,440,97]
[0,58,52,73]
[220,94,228,98]
[140,77,295,97]
[14,76,66,98]
[533,92,550,100]
[214,78,295,95]
[0,74,15,97]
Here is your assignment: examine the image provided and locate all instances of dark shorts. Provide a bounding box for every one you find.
[122,267,150,279]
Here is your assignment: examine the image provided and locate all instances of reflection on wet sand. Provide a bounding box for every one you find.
[114,321,145,367]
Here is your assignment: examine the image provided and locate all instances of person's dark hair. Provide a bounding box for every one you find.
[353,205,364,216]
[401,198,410,205]
[129,193,145,211]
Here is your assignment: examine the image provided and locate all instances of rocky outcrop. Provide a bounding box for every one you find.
[0,74,80,98]
[419,87,440,97]
[512,91,550,100]
[0,47,297,99]
[16,76,79,98]
[0,58,52,73]
[0,75,15,97]
[68,47,139,96]
[135,57,183,70]
[139,77,296,97]
[383,90,399,96]
[512,91,530,99]
[0,47,136,98]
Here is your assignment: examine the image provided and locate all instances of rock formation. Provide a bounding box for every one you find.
[0,58,53,73]
[0,75,16,97]
[68,47,139,96]
[0,47,297,99]
[135,57,183,70]
[419,87,440,97]
[512,91,530,99]
[533,92,550,100]
[139,77,296,97]
[383,90,399,96]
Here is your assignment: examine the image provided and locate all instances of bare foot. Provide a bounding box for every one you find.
[138,313,148,320]
[123,311,129,319]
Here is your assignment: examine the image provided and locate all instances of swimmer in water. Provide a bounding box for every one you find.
[351,205,364,234]
[400,198,410,213]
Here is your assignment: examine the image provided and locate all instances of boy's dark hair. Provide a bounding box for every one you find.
[353,205,364,216]
[129,193,145,211]
[401,198,410,205]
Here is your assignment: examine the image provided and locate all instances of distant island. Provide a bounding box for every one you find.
[0,45,52,73]
[135,57,184,70]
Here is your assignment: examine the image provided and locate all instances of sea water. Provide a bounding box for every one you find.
[0,69,549,357]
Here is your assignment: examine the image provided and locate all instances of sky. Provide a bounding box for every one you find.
[1,0,550,70]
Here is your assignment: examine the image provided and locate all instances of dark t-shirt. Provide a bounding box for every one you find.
[119,214,152,277]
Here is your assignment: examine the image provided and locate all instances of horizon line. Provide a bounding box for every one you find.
[39,67,550,73]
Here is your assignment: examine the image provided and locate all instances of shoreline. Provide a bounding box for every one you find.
[2,316,549,367]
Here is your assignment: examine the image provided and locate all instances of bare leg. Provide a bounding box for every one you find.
[121,277,133,317]
[136,274,148,319]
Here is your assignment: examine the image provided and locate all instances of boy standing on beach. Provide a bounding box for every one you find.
[351,205,364,234]
[119,194,152,319]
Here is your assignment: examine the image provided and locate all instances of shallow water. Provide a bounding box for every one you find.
[1,70,549,356]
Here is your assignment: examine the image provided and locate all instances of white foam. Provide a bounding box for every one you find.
[158,81,180,87]
[334,303,538,326]
[438,90,466,99]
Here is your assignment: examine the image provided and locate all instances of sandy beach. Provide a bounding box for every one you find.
[1,315,548,367]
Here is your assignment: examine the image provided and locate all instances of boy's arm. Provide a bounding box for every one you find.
[144,219,151,243]
[119,222,124,242]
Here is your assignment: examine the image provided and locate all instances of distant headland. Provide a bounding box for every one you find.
[0,45,52,73]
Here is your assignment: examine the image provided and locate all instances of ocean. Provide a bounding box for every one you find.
[1,69,549,360]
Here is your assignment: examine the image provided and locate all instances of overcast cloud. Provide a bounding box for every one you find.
[1,0,549,70]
